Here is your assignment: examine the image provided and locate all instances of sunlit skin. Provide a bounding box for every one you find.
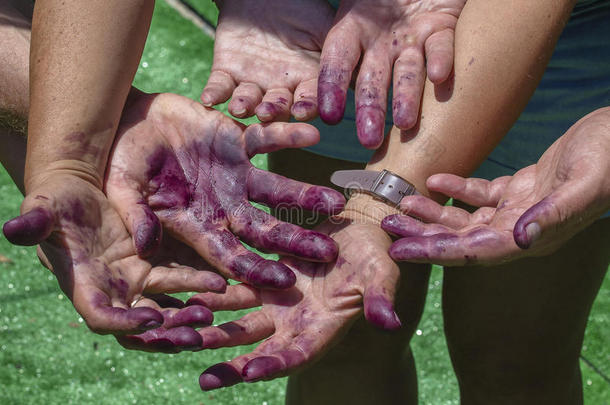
[200,0,334,122]
[318,0,466,148]
[190,215,407,390]
[105,92,345,290]
[382,107,610,265]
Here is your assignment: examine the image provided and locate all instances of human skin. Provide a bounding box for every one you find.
[105,91,345,289]
[200,0,335,122]
[318,0,466,149]
[383,107,610,265]
[1,0,223,351]
[192,0,579,402]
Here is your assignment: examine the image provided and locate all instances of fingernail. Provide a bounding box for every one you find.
[141,319,162,329]
[525,222,541,247]
[201,93,213,106]
[232,106,246,116]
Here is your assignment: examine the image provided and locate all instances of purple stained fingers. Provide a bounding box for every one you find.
[2,207,54,246]
[247,168,345,215]
[386,224,514,266]
[107,94,344,290]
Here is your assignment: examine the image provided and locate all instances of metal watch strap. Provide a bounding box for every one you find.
[330,169,417,205]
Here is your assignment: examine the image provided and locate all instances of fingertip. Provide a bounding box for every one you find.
[514,221,541,250]
[251,262,296,290]
[364,295,402,331]
[255,102,280,122]
[356,106,385,149]
[166,305,214,329]
[130,307,164,330]
[392,101,418,131]
[291,100,318,121]
[242,356,283,382]
[291,231,338,262]
[318,82,346,125]
[200,91,214,107]
[303,187,345,215]
[200,363,242,391]
[133,211,162,258]
[380,214,402,235]
[3,207,54,246]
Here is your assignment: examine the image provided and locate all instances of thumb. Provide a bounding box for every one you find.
[3,196,55,245]
[513,182,601,250]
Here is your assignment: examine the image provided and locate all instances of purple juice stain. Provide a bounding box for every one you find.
[231,254,296,289]
[514,199,549,249]
[146,147,192,210]
[388,238,431,261]
[200,363,242,391]
[291,100,316,117]
[318,82,346,125]
[392,39,398,46]
[256,102,281,118]
[164,305,214,329]
[134,207,162,257]
[242,356,283,381]
[356,105,385,149]
[3,207,54,246]
[364,294,401,331]
[123,326,202,353]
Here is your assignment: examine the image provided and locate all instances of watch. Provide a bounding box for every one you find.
[330,169,418,206]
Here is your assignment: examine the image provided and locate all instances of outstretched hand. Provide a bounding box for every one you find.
[382,107,610,265]
[106,92,345,290]
[3,173,226,352]
[318,0,466,148]
[201,0,334,122]
[190,215,404,390]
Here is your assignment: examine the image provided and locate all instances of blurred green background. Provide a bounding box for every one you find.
[0,1,608,404]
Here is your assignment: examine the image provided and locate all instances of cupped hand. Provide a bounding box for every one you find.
[382,107,610,265]
[3,173,227,352]
[189,215,403,390]
[318,0,466,148]
[201,0,334,122]
[105,92,345,290]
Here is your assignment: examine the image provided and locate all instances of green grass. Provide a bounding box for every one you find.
[1,0,608,404]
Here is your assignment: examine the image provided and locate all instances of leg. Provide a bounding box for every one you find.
[442,218,610,405]
[269,149,430,405]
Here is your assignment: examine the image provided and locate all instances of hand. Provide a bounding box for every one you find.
[382,107,610,265]
[200,0,334,122]
[2,173,226,352]
[318,0,466,148]
[105,92,345,290]
[190,214,404,390]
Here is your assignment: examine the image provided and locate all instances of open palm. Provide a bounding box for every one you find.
[382,107,610,265]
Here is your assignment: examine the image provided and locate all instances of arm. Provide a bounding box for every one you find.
[192,0,580,389]
[0,0,31,192]
[26,0,154,191]
[346,0,576,221]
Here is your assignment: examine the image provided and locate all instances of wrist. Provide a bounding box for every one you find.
[337,191,402,225]
[24,159,103,194]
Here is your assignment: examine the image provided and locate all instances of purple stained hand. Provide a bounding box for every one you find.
[189,216,405,390]
[3,175,226,352]
[318,0,466,149]
[200,0,334,122]
[105,92,345,290]
[381,107,610,265]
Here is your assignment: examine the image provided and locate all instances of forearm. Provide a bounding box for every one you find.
[345,0,575,221]
[0,0,32,193]
[26,0,154,191]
